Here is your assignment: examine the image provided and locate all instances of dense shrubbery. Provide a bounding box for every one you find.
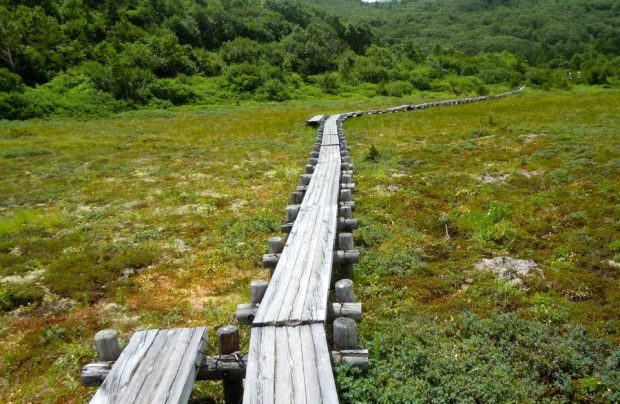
[336,313,620,403]
[0,0,619,119]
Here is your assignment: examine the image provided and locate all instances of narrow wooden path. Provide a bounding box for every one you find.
[243,115,343,403]
[242,87,524,404]
[83,88,525,404]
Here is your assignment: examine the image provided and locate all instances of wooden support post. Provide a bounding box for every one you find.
[268,237,283,254]
[81,362,113,386]
[333,250,360,265]
[340,189,352,202]
[250,280,268,305]
[217,326,243,404]
[305,164,315,174]
[335,279,354,302]
[94,329,121,362]
[286,205,299,222]
[331,350,369,371]
[339,233,353,250]
[337,217,358,231]
[262,253,279,269]
[334,317,357,350]
[291,191,304,204]
[300,174,312,186]
[340,205,353,219]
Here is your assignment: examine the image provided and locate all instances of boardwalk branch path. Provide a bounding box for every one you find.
[243,115,342,403]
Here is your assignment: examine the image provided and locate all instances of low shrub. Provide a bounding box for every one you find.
[0,284,44,312]
[336,313,619,403]
[381,80,414,97]
[149,78,198,105]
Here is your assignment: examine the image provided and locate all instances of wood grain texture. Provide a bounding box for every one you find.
[243,325,338,404]
[244,115,342,403]
[253,114,342,326]
[90,327,207,404]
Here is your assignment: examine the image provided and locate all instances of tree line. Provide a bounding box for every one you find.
[0,0,619,119]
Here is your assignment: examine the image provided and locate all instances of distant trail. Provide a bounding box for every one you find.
[338,86,525,119]
[242,87,525,403]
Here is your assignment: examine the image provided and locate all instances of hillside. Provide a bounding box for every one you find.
[1,0,619,119]
[308,0,620,64]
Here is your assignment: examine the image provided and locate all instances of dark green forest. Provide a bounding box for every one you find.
[1,0,619,119]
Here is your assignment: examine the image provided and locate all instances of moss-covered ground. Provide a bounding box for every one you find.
[0,87,618,402]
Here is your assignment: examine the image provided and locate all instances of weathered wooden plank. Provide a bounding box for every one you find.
[243,327,276,404]
[306,115,324,127]
[245,325,338,403]
[90,327,207,404]
[311,324,339,403]
[254,115,342,325]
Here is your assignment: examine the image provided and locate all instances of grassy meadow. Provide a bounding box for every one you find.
[0,87,619,402]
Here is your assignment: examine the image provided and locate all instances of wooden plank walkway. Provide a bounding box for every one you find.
[243,115,342,403]
[253,115,341,326]
[306,115,325,127]
[90,327,207,404]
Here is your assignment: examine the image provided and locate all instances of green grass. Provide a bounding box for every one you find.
[339,86,620,402]
[0,86,618,402]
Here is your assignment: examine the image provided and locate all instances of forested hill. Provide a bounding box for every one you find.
[1,0,619,119]
[308,0,620,66]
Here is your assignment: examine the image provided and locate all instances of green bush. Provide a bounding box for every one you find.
[225,63,264,94]
[315,73,340,94]
[0,284,44,312]
[357,247,429,277]
[257,79,290,101]
[0,68,24,92]
[381,80,413,97]
[336,313,619,403]
[149,78,198,105]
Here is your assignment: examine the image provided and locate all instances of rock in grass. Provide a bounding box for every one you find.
[475,256,541,286]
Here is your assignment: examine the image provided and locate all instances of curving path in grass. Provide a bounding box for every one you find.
[243,87,525,404]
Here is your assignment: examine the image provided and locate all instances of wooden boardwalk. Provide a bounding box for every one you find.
[90,327,207,404]
[83,88,525,404]
[243,115,342,403]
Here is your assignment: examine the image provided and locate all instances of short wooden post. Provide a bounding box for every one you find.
[339,232,353,250]
[300,174,312,186]
[94,329,121,361]
[291,191,304,204]
[250,280,268,305]
[333,317,357,350]
[340,189,352,202]
[335,279,354,303]
[340,205,353,219]
[268,237,283,254]
[217,326,243,404]
[286,205,299,222]
[338,232,355,279]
